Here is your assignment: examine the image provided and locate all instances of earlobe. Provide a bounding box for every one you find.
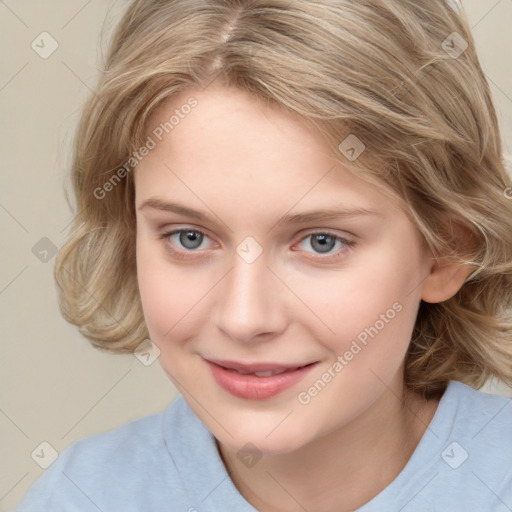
[421,258,474,304]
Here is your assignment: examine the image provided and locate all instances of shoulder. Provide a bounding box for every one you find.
[427,381,512,510]
[64,394,189,468]
[13,396,198,511]
[438,381,512,472]
[445,380,512,438]
[360,381,512,512]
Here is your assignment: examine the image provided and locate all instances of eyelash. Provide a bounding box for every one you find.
[158,227,356,263]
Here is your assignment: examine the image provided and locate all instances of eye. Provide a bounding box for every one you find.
[159,228,356,262]
[295,231,355,258]
[159,228,215,257]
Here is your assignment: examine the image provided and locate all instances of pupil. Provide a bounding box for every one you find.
[312,234,335,253]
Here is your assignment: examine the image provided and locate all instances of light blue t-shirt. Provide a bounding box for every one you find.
[13,381,512,511]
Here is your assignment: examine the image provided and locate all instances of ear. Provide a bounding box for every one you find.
[420,218,478,304]
[421,257,474,303]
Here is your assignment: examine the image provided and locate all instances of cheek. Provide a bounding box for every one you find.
[136,240,192,344]
[289,250,419,353]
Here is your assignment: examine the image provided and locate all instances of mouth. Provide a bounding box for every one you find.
[205,358,319,400]
[209,360,314,375]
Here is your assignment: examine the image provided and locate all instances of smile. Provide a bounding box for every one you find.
[205,359,319,400]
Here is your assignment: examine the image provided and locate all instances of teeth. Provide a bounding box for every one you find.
[224,366,308,376]
[253,369,289,377]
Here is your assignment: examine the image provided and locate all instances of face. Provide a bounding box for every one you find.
[134,84,433,455]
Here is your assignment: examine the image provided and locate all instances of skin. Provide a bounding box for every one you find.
[134,83,471,511]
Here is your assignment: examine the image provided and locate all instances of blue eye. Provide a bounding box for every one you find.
[160,229,210,251]
[175,230,205,250]
[159,228,355,261]
[297,232,355,256]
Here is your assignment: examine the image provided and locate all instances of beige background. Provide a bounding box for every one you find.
[1,1,511,510]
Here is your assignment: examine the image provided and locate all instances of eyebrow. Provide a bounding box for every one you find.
[137,198,379,226]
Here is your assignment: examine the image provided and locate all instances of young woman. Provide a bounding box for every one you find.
[15,1,512,510]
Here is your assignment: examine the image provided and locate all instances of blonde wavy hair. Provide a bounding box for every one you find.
[55,0,512,398]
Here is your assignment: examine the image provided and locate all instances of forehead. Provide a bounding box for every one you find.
[134,85,403,222]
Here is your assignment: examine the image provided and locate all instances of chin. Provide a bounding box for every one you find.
[210,412,315,457]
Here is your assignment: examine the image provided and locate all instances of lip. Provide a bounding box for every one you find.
[205,359,319,400]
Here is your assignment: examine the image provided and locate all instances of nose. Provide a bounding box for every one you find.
[214,251,288,344]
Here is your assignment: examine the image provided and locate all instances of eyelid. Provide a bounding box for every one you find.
[159,226,217,248]
[294,227,355,242]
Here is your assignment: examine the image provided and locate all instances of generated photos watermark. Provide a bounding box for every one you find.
[93,97,198,200]
[297,301,403,405]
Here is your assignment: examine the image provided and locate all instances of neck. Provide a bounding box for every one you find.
[218,380,441,512]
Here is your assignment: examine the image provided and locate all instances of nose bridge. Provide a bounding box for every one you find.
[214,249,285,343]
